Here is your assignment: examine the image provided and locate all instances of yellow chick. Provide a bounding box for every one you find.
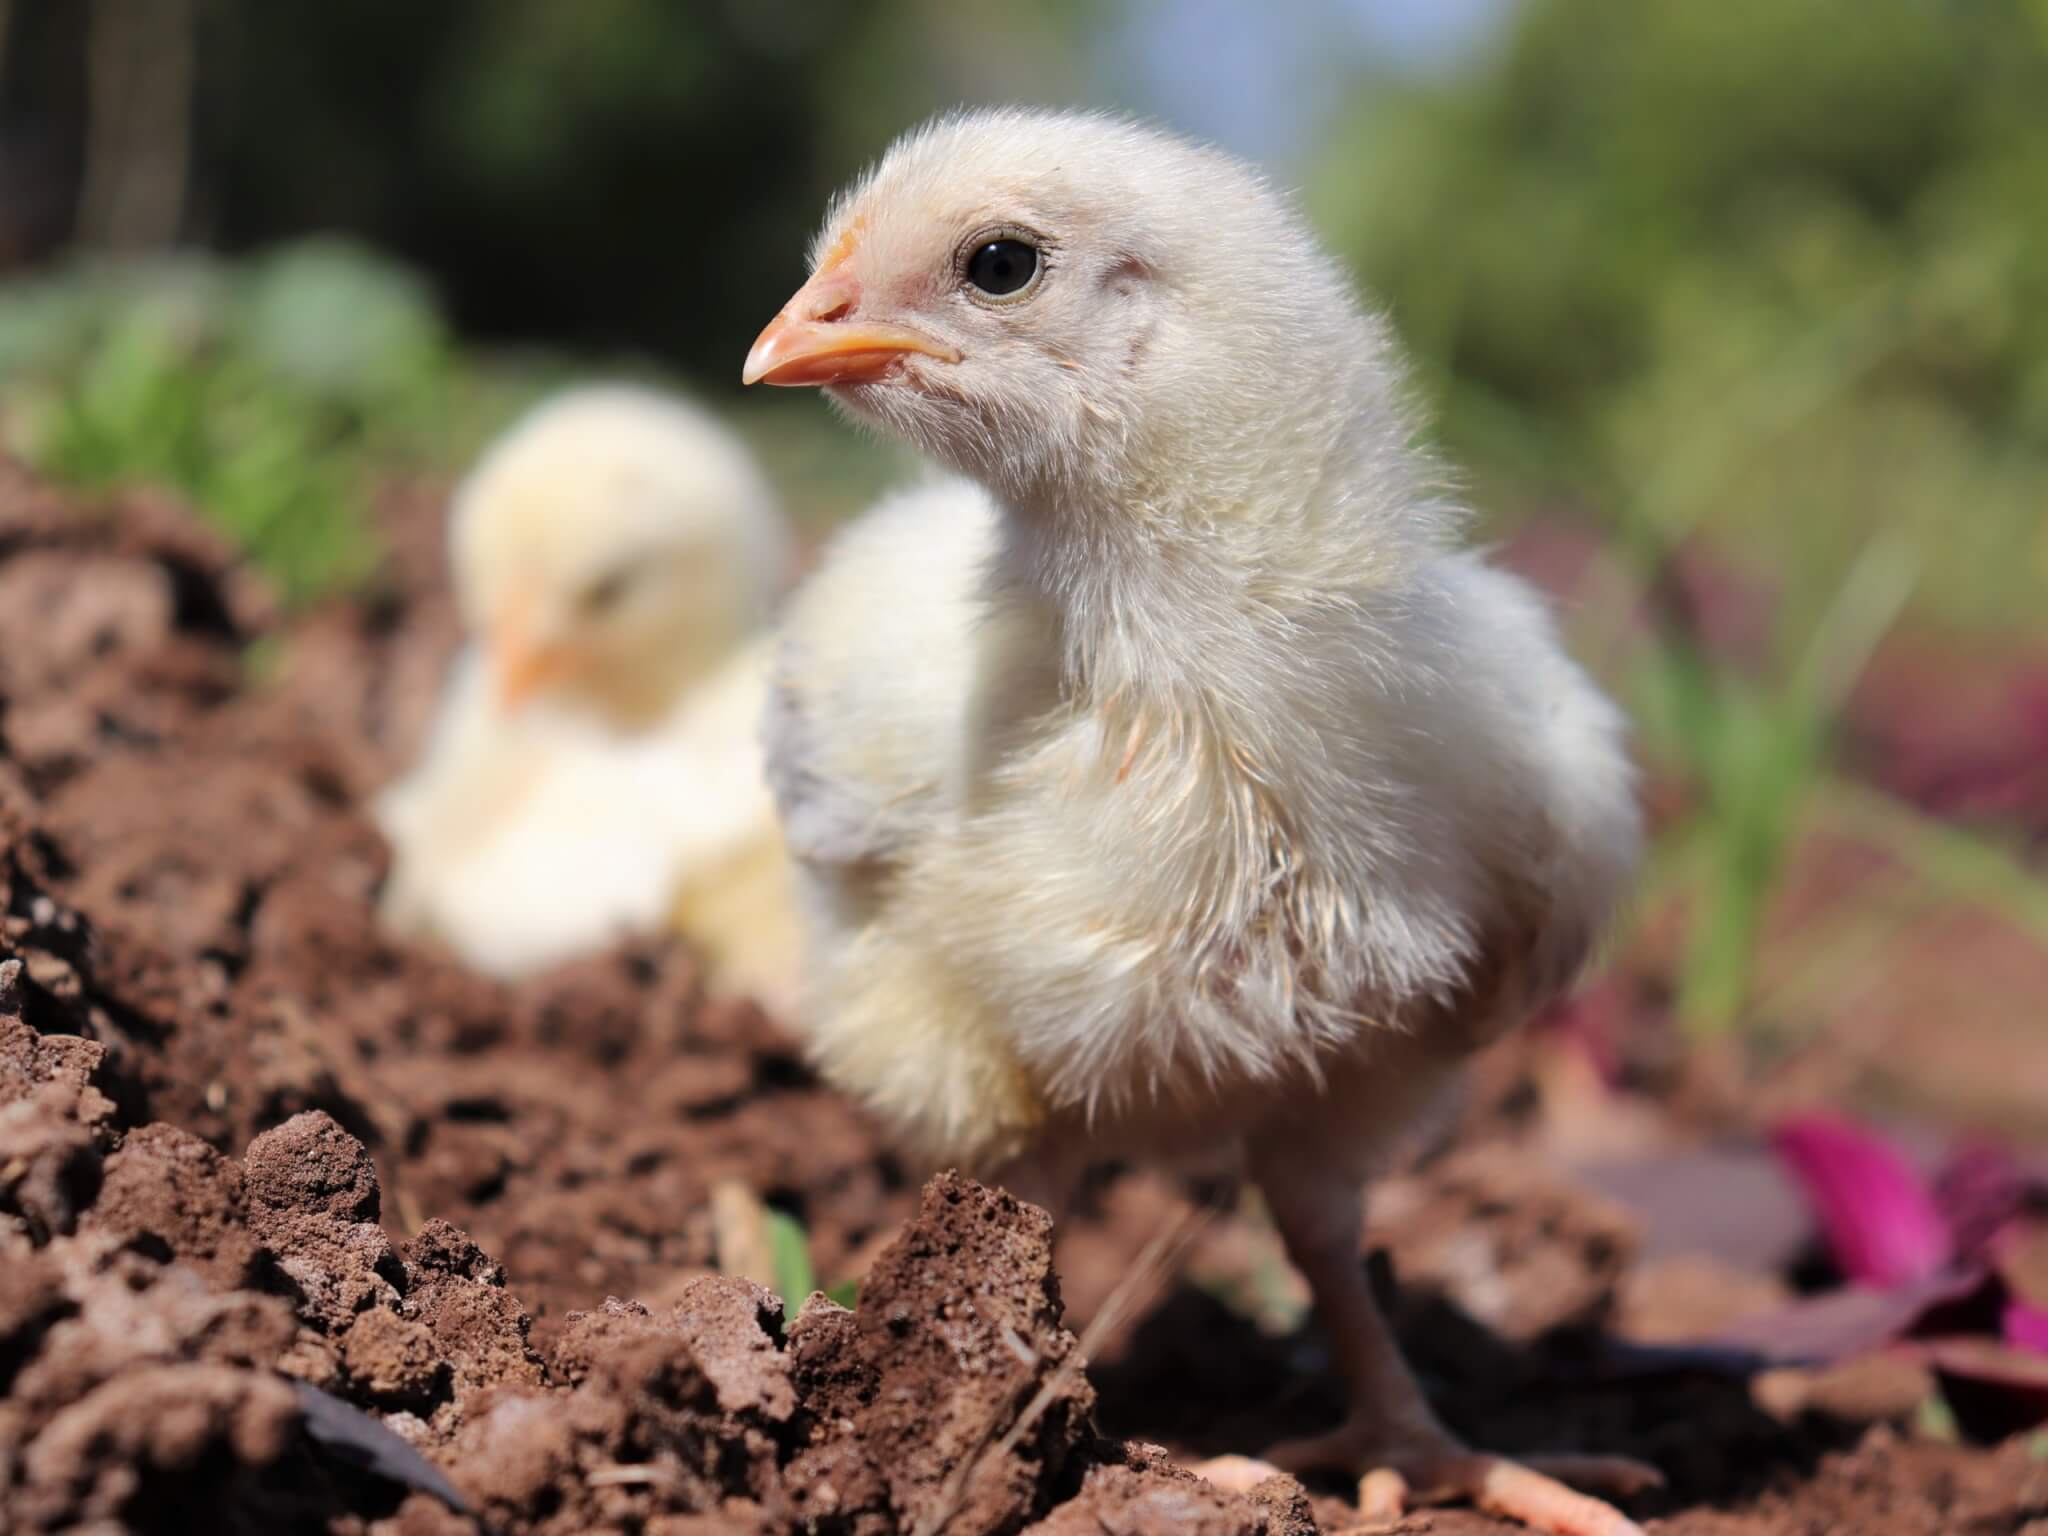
[374,384,800,1007]
[746,112,1651,1535]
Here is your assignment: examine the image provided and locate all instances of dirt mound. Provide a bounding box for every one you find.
[2,1073,1296,1533]
[2,464,907,1340]
[3,461,2043,1536]
[0,466,1316,1534]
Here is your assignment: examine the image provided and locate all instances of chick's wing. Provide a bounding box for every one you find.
[763,477,998,873]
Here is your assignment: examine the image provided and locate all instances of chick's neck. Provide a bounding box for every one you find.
[975,373,1458,936]
[991,373,1437,730]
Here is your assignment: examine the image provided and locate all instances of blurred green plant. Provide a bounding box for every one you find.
[1636,537,1918,1037]
[0,240,543,602]
[762,1205,819,1311]
[0,0,2039,1061]
[760,1205,861,1314]
[823,1277,861,1311]
[1311,0,2048,1039]
[0,238,904,602]
[1314,0,2048,634]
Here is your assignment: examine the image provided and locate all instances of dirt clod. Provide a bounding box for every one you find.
[342,1308,449,1410]
[87,1122,264,1287]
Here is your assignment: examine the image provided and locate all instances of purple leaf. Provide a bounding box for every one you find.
[1772,1115,1954,1287]
[1705,1267,1992,1368]
[1916,1336,2048,1438]
[1596,1267,1994,1377]
[1932,1139,2028,1262]
[1578,1146,1812,1272]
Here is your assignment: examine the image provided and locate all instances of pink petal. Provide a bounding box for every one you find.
[1771,1114,1954,1287]
[1532,989,1621,1087]
[1932,1139,2027,1263]
[2006,1302,2048,1356]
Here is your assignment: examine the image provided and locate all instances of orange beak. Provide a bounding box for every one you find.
[742,267,959,388]
[490,622,580,713]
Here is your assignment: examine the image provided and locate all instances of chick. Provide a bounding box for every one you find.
[746,112,1652,1534]
[375,384,800,1004]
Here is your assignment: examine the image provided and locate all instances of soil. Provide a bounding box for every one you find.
[3,457,2046,1535]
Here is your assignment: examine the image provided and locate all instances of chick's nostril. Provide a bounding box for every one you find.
[794,270,862,326]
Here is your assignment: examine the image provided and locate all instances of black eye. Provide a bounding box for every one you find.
[965,238,1039,298]
[580,566,636,614]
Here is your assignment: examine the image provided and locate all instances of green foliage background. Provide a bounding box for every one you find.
[1315,0,2048,635]
[2,0,2043,1058]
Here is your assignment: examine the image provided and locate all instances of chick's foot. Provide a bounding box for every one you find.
[1346,1442,1657,1536]
[1196,1432,1660,1536]
[1229,1162,1660,1533]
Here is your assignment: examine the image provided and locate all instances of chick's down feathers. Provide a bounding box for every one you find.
[753,111,1653,1529]
[376,384,800,1006]
[757,111,1639,1174]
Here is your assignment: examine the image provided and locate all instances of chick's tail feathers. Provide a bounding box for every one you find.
[1433,553,1642,1049]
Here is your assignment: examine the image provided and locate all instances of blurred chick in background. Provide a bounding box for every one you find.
[747,111,1650,1535]
[375,384,799,1008]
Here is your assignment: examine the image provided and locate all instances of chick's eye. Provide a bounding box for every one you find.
[580,567,636,613]
[965,238,1039,298]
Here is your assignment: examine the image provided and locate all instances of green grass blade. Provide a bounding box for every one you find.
[762,1206,819,1311]
[1821,782,2048,952]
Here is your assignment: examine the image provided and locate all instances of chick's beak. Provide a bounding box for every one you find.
[742,268,958,387]
[490,621,579,713]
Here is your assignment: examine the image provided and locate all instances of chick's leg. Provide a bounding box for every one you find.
[1223,1162,1659,1536]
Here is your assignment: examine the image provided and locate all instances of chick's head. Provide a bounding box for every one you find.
[745,110,1405,517]
[451,385,788,723]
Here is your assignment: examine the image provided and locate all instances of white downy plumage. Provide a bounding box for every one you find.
[375,385,798,1002]
[748,111,1652,1535]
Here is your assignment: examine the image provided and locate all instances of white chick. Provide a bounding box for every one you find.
[375,384,800,1005]
[746,112,1652,1535]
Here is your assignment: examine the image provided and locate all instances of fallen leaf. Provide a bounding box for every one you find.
[1773,1115,1953,1287]
[292,1380,469,1512]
